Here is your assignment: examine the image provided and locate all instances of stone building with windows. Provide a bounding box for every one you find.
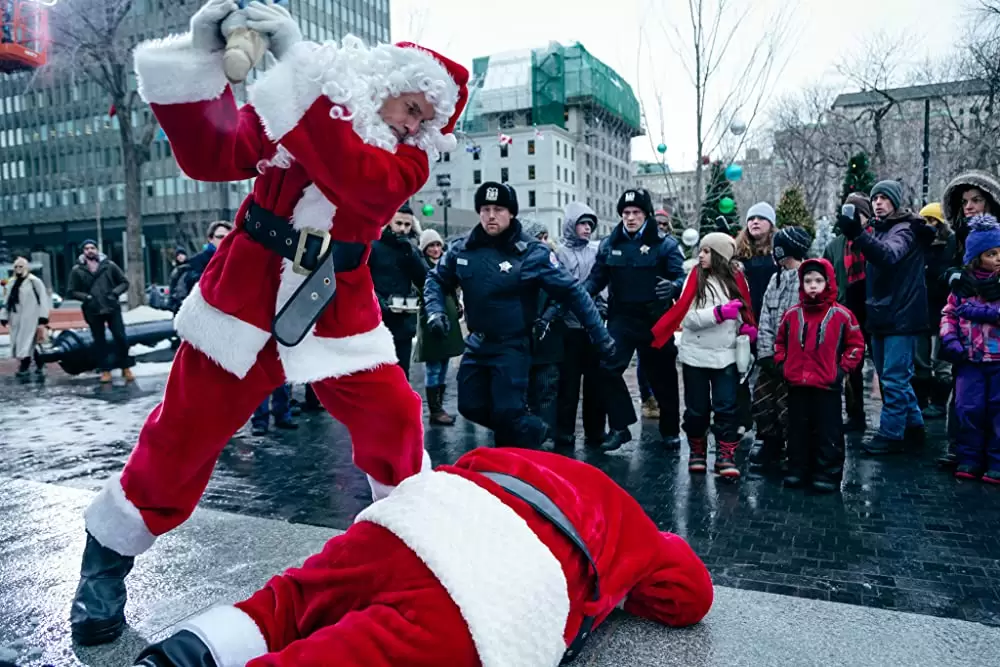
[0,0,388,294]
[413,42,643,239]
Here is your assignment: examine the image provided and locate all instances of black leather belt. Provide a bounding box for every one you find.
[479,471,600,664]
[242,202,367,347]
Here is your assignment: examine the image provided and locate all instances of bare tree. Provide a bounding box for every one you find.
[37,0,200,306]
[640,0,793,228]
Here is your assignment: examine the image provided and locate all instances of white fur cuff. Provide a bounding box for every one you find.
[134,33,228,106]
[249,40,324,142]
[174,284,271,379]
[177,605,269,667]
[84,474,157,557]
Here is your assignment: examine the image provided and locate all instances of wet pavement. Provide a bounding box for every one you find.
[1,356,999,642]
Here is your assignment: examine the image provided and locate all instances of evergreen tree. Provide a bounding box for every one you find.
[810,216,834,258]
[700,160,739,234]
[841,152,877,202]
[775,186,815,237]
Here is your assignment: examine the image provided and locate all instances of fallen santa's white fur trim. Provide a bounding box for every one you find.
[176,605,268,667]
[84,474,157,557]
[357,470,569,667]
[366,449,433,501]
[134,33,229,106]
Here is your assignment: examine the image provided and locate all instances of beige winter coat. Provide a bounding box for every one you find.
[677,275,741,370]
[1,273,49,359]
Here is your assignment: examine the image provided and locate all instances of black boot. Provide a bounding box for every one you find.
[750,438,783,468]
[601,428,633,452]
[70,532,135,646]
[923,382,951,420]
[135,629,218,666]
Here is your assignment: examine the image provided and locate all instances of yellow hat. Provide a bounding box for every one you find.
[920,202,944,223]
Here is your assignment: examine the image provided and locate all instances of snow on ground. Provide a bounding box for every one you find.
[122,305,174,324]
[129,361,176,377]
[129,338,174,357]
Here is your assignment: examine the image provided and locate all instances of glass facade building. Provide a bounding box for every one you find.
[0,0,389,293]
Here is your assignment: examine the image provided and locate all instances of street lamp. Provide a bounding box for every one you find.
[436,173,452,239]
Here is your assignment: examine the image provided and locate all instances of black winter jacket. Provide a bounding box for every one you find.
[67,255,128,317]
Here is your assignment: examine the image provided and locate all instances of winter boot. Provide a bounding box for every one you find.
[688,436,708,473]
[601,428,633,452]
[122,368,135,383]
[135,629,217,666]
[70,533,135,646]
[714,440,741,479]
[427,386,455,426]
[100,371,113,384]
[955,465,983,481]
[983,470,1000,485]
[862,434,904,456]
[641,397,660,420]
[750,437,783,468]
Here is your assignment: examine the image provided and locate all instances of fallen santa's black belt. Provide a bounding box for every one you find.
[479,471,600,664]
[242,202,367,347]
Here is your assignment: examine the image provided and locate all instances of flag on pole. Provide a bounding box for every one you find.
[533,126,544,140]
[498,132,513,146]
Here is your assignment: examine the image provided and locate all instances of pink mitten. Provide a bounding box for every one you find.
[739,323,758,343]
[715,299,743,322]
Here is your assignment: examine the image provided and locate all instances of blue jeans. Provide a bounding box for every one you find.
[425,360,449,387]
[871,335,924,440]
[252,384,292,428]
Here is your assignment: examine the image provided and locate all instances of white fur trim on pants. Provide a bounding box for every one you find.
[134,33,228,106]
[356,471,570,667]
[278,322,397,384]
[367,449,432,501]
[84,474,157,557]
[174,284,271,380]
[248,40,323,142]
[176,605,268,667]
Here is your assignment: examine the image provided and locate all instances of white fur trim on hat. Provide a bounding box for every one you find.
[84,474,157,557]
[356,471,570,667]
[250,35,460,160]
[175,605,268,667]
[134,33,229,106]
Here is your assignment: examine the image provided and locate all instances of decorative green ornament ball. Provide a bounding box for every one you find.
[656,143,667,154]
[421,204,434,217]
[719,197,735,214]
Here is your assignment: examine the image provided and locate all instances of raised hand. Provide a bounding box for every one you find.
[191,0,239,52]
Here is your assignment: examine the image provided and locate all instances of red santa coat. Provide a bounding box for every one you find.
[132,34,464,382]
[173,448,715,666]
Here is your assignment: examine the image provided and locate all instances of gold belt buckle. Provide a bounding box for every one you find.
[292,227,331,276]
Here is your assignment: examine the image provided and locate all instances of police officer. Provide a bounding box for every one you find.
[583,188,686,452]
[424,182,614,448]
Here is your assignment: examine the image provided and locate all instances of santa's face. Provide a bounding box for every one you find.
[379,93,437,143]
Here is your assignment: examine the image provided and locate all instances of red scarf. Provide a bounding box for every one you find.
[651,269,754,348]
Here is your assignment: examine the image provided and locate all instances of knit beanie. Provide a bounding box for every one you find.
[919,202,944,224]
[745,202,776,226]
[699,232,737,262]
[845,193,874,221]
[475,182,519,216]
[616,188,654,217]
[419,229,443,252]
[81,239,98,249]
[964,214,1000,264]
[521,219,548,240]
[772,226,811,261]
[870,180,903,211]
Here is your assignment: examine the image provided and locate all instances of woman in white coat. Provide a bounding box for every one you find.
[1,257,49,378]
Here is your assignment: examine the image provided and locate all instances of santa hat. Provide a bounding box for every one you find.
[386,42,470,153]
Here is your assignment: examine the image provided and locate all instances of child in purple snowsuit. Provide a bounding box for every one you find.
[939,214,1000,483]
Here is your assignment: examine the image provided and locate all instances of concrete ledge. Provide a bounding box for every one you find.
[1,477,997,666]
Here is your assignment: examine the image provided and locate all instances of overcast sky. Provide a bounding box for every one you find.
[390,0,971,170]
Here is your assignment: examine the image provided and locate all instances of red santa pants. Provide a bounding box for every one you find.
[236,521,478,666]
[119,341,424,538]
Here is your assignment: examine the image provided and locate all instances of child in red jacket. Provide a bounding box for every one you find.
[774,258,865,492]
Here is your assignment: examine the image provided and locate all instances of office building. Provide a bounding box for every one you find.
[0,0,388,293]
[413,42,643,239]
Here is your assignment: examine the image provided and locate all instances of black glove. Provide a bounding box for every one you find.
[134,629,215,666]
[598,336,617,366]
[533,317,552,341]
[836,212,863,240]
[0,320,7,328]
[654,278,676,303]
[427,312,450,337]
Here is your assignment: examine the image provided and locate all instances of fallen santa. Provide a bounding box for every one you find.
[133,448,714,666]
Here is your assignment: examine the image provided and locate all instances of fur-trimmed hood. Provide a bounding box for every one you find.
[943,170,1000,225]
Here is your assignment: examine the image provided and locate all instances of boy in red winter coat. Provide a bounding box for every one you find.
[132,448,714,667]
[774,259,865,492]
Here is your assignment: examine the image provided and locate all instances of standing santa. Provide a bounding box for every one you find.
[69,0,470,647]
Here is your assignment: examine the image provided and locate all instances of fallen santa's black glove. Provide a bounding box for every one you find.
[134,629,218,666]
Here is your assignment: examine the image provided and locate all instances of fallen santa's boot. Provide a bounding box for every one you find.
[70,532,135,645]
[134,630,218,666]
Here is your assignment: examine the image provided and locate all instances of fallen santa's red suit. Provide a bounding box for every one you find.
[134,447,714,666]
